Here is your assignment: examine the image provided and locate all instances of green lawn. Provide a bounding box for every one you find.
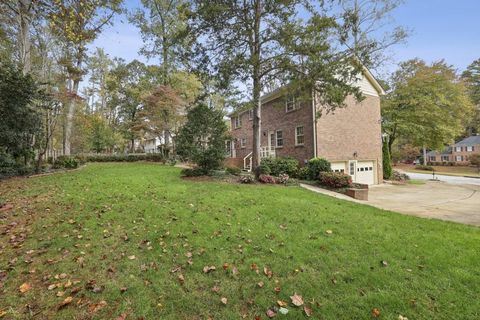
[0,163,479,319]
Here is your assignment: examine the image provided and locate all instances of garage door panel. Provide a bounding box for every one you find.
[356,161,375,185]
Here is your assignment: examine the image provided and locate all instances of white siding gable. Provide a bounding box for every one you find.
[352,73,379,97]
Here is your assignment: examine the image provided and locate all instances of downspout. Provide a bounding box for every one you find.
[311,89,317,158]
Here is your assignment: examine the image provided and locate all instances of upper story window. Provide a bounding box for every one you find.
[295,126,304,146]
[286,95,297,112]
[276,130,284,147]
[233,116,242,129]
[455,146,462,152]
[467,146,474,152]
[248,109,254,120]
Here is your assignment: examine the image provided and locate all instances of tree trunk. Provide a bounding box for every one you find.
[251,0,262,168]
[18,0,32,75]
[423,145,427,166]
[64,51,83,155]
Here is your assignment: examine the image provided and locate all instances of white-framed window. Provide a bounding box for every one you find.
[467,146,474,152]
[429,156,436,162]
[349,161,356,176]
[225,140,232,156]
[240,138,246,148]
[455,146,462,152]
[276,130,284,147]
[233,116,242,129]
[285,95,296,112]
[295,126,304,146]
[456,155,463,162]
[248,109,254,120]
[441,155,449,162]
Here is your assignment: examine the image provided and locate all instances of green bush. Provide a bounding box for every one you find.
[53,156,79,169]
[382,140,392,179]
[181,167,209,177]
[306,157,331,180]
[226,166,241,176]
[261,157,299,177]
[318,172,352,188]
[254,164,271,179]
[415,165,434,171]
[84,153,165,163]
[297,167,310,180]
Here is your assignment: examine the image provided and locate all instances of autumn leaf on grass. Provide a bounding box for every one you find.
[304,305,313,317]
[232,266,239,275]
[223,262,229,270]
[277,300,288,307]
[325,230,333,235]
[58,296,73,309]
[211,285,220,293]
[178,274,185,284]
[372,308,381,318]
[290,293,304,306]
[274,287,281,294]
[19,283,31,293]
[257,281,264,288]
[203,265,216,273]
[117,313,128,320]
[266,308,276,318]
[263,266,272,279]
[0,309,7,318]
[220,297,228,305]
[88,300,107,313]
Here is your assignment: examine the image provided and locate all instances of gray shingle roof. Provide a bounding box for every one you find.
[454,135,480,146]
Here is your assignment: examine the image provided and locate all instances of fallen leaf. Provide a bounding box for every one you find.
[290,293,304,306]
[274,287,281,293]
[120,287,128,293]
[203,265,216,273]
[178,274,185,284]
[223,262,229,270]
[263,266,272,278]
[0,309,7,318]
[47,284,57,290]
[372,308,381,318]
[381,260,388,267]
[325,230,333,234]
[56,291,65,297]
[88,300,107,313]
[278,307,288,315]
[117,313,128,320]
[220,297,227,305]
[277,300,288,307]
[128,255,136,260]
[266,309,276,318]
[211,285,220,293]
[257,281,264,288]
[232,266,239,275]
[58,296,73,309]
[304,305,313,317]
[398,315,408,320]
[19,283,31,293]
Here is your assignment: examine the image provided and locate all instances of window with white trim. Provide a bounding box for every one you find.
[276,130,284,147]
[349,161,355,176]
[233,116,242,129]
[441,155,449,161]
[467,146,474,152]
[295,126,304,146]
[285,96,296,112]
[248,109,254,120]
[240,138,246,148]
[456,155,463,162]
[455,146,462,152]
[429,156,436,162]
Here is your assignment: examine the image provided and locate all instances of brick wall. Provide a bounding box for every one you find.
[315,94,383,183]
[451,144,480,164]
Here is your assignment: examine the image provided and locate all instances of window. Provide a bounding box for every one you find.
[276,130,284,147]
[441,155,449,162]
[295,126,304,146]
[349,161,355,176]
[467,146,474,152]
[240,138,246,148]
[248,109,254,120]
[234,116,242,129]
[456,155,463,162]
[455,146,462,152]
[225,140,232,156]
[429,156,436,162]
[286,95,296,112]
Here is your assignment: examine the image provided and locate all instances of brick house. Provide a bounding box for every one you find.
[226,68,385,185]
[427,135,480,164]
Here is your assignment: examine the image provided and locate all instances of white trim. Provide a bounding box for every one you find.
[275,130,284,148]
[311,91,317,158]
[285,95,296,112]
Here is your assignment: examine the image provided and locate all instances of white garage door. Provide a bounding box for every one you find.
[356,161,375,185]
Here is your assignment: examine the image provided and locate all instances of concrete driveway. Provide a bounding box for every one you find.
[368,182,480,226]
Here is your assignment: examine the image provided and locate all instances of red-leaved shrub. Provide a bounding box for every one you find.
[318,172,352,188]
[258,174,276,184]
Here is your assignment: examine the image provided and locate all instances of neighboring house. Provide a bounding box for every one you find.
[427,135,480,164]
[226,68,385,185]
[144,136,163,153]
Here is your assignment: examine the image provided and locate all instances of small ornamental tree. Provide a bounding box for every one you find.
[176,103,228,172]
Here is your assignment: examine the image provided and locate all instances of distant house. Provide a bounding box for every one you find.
[427,135,480,164]
[226,68,385,185]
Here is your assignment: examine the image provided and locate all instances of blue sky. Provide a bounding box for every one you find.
[89,0,480,77]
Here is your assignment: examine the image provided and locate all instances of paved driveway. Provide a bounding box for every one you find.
[368,182,480,226]
[404,171,480,186]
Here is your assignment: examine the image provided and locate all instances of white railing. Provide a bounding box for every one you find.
[260,146,276,159]
[243,152,253,171]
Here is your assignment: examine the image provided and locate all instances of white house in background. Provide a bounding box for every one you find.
[144,137,163,153]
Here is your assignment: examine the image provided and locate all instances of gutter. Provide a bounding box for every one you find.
[312,89,317,158]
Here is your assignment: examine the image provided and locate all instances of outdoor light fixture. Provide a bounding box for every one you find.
[353,152,358,158]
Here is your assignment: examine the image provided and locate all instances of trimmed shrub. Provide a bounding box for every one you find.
[53,156,79,169]
[239,175,255,184]
[297,167,309,180]
[382,140,392,179]
[254,164,271,179]
[226,166,241,176]
[318,172,352,188]
[306,157,331,180]
[84,153,165,163]
[261,157,299,177]
[258,174,276,184]
[391,170,410,181]
[415,165,434,171]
